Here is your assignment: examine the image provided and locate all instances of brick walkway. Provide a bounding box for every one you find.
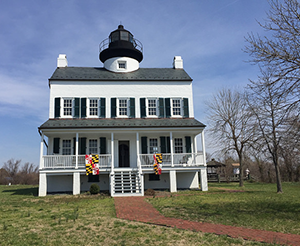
[114,196,300,245]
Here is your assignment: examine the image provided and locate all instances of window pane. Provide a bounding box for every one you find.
[148,99,157,116]
[64,99,72,116]
[172,99,181,116]
[120,31,128,41]
[119,99,127,115]
[89,139,98,154]
[90,99,98,116]
[174,138,183,153]
[62,140,71,155]
[149,138,158,154]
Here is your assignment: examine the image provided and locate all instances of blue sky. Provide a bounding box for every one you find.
[0,0,271,166]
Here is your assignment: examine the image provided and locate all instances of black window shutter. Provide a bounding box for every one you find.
[185,136,192,153]
[160,136,166,153]
[74,98,80,118]
[80,137,86,155]
[73,137,76,155]
[111,98,117,118]
[166,137,171,153]
[140,98,146,118]
[100,98,106,118]
[183,98,189,118]
[81,98,86,118]
[141,137,148,154]
[54,98,60,118]
[100,137,106,154]
[130,98,135,118]
[165,98,171,118]
[159,98,164,118]
[160,136,171,153]
[53,138,60,154]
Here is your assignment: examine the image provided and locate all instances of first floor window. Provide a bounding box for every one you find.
[89,139,98,154]
[64,99,72,116]
[172,99,181,116]
[90,99,98,116]
[149,138,158,154]
[119,99,128,116]
[174,138,183,153]
[62,140,71,155]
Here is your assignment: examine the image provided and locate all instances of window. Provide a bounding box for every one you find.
[119,99,128,116]
[63,99,72,116]
[62,140,71,155]
[172,99,181,116]
[118,61,126,69]
[148,99,157,116]
[149,138,158,154]
[90,99,98,116]
[174,138,183,153]
[89,139,98,154]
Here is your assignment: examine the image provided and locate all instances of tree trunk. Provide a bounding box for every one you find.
[239,154,244,187]
[274,161,283,193]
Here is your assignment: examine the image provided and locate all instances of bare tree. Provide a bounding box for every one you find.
[246,69,298,193]
[206,88,255,187]
[245,0,300,100]
[2,159,21,184]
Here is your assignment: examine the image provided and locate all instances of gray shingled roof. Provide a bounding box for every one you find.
[39,118,205,130]
[49,67,192,81]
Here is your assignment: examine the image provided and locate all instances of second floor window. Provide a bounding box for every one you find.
[63,99,72,116]
[89,99,98,116]
[119,99,128,116]
[172,99,181,116]
[148,99,157,116]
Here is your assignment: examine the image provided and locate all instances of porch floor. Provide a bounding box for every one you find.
[114,195,300,245]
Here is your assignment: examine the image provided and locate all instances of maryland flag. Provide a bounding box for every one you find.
[153,153,162,175]
[85,154,99,175]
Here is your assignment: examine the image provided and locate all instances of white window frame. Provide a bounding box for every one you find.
[174,138,183,153]
[62,139,72,155]
[117,98,130,118]
[63,98,73,117]
[89,98,99,117]
[149,138,158,154]
[88,139,98,154]
[147,98,158,118]
[118,61,126,70]
[171,98,182,117]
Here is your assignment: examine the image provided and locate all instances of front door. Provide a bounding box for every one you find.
[119,141,130,167]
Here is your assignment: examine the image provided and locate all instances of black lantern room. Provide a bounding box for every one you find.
[99,25,143,63]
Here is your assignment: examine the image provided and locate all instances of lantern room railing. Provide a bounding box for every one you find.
[99,37,143,53]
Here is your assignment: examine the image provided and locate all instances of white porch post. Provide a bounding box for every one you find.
[170,132,174,167]
[75,133,79,169]
[39,173,47,196]
[136,132,144,196]
[169,170,177,193]
[73,171,80,195]
[200,130,208,191]
[39,132,44,169]
[193,134,197,165]
[110,132,114,195]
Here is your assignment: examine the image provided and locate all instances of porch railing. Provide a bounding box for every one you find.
[140,153,205,168]
[43,154,112,169]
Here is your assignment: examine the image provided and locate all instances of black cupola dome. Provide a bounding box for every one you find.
[99,25,143,63]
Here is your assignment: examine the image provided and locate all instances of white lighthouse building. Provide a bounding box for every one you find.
[38,25,208,196]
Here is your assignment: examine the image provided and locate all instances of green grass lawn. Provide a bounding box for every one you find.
[0,184,279,245]
[148,182,300,235]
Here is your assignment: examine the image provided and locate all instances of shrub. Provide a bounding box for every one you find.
[89,184,100,194]
[145,189,155,196]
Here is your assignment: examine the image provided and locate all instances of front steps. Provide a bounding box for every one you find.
[111,170,143,197]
